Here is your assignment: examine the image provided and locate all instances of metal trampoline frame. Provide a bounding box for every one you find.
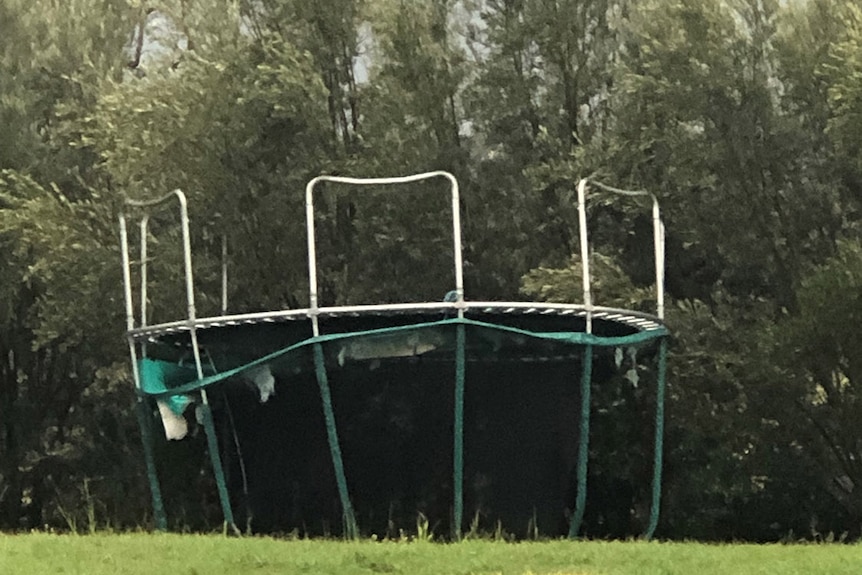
[119,171,669,539]
[127,302,665,344]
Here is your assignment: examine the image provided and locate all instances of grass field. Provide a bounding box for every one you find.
[2,533,861,575]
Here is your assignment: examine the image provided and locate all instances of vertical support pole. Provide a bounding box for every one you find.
[124,191,238,533]
[120,213,167,531]
[313,343,358,539]
[134,399,167,530]
[652,199,665,321]
[306,181,321,316]
[140,217,149,359]
[175,191,205,384]
[568,344,593,539]
[452,322,466,539]
[448,175,465,318]
[645,337,668,540]
[173,191,236,534]
[576,179,592,333]
[198,402,237,533]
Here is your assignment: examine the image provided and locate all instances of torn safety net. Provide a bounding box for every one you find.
[137,317,668,439]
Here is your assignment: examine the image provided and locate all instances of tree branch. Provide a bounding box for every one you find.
[127,7,155,69]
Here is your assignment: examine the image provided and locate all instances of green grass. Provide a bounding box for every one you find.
[2,533,862,575]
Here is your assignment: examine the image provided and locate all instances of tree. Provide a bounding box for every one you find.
[0,0,142,529]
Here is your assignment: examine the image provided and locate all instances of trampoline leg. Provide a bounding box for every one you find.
[645,337,668,540]
[198,401,239,534]
[568,344,593,539]
[452,322,466,540]
[134,398,167,531]
[313,343,358,539]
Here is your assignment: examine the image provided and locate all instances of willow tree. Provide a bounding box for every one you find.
[0,0,138,529]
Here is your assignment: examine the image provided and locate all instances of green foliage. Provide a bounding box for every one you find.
[520,253,654,311]
[765,241,862,520]
[823,4,862,185]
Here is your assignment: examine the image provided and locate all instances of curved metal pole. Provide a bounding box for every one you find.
[305,171,465,336]
[119,212,167,531]
[571,179,668,539]
[122,190,236,533]
[578,179,665,320]
[126,191,205,384]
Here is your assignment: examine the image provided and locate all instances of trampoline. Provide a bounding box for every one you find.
[119,172,669,539]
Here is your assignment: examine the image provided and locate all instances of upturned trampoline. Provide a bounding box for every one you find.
[119,172,669,539]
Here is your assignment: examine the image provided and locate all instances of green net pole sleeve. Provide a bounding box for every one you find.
[134,398,167,531]
[568,344,593,539]
[452,322,466,540]
[313,342,358,539]
[645,337,668,540]
[198,401,238,534]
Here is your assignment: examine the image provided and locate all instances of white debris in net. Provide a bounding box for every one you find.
[246,363,275,403]
[157,400,188,440]
[337,331,441,366]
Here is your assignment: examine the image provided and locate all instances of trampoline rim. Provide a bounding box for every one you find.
[128,301,665,343]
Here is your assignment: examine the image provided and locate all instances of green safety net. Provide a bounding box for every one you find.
[138,317,667,400]
[138,359,200,414]
[137,316,668,540]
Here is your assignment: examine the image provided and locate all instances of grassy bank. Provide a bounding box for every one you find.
[1,533,861,575]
